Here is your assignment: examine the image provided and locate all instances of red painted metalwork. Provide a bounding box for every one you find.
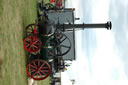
[26,60,51,80]
[49,0,63,8]
[23,36,42,52]
[50,0,56,3]
[56,0,62,8]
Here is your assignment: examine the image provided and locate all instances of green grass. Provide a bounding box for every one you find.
[0,0,37,85]
[38,77,50,85]
[0,0,51,85]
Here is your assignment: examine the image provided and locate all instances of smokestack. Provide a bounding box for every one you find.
[56,21,112,31]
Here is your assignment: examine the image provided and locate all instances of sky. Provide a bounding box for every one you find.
[61,0,128,85]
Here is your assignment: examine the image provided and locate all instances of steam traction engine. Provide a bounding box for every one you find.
[23,2,112,81]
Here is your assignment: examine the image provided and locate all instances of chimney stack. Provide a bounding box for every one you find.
[56,21,112,31]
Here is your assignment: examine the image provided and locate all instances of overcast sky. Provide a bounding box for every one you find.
[62,0,128,85]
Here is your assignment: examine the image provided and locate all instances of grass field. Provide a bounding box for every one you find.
[0,0,49,85]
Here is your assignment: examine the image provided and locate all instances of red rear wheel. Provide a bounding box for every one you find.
[26,60,51,80]
[26,24,38,36]
[23,36,42,52]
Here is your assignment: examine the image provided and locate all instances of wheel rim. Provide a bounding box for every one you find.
[46,33,71,56]
[23,36,42,52]
[26,24,38,36]
[26,60,50,80]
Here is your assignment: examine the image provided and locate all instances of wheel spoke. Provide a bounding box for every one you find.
[33,40,39,45]
[39,63,45,70]
[32,71,38,77]
[35,73,39,79]
[30,69,36,72]
[33,61,38,69]
[39,69,47,76]
[41,69,49,72]
[31,46,36,51]
[38,60,40,68]
[32,45,38,49]
[25,43,30,48]
[27,32,32,34]
[29,64,37,69]
[34,40,40,46]
[61,45,70,48]
[35,42,40,45]
[27,28,33,32]
[29,69,36,74]
[60,37,67,44]
[31,26,34,29]
[28,46,32,51]
[38,72,43,78]
[40,67,49,69]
